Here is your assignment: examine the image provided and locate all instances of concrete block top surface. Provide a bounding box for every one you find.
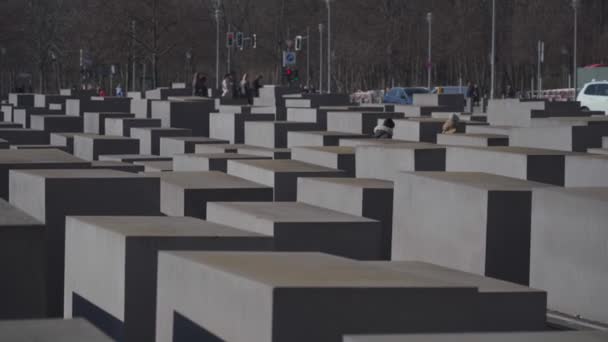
[441,133,508,139]
[358,142,444,151]
[401,172,551,191]
[343,331,608,342]
[133,160,173,170]
[0,198,41,226]
[535,187,608,203]
[10,168,146,180]
[131,127,191,134]
[340,138,415,147]
[449,145,579,156]
[161,136,228,144]
[292,146,355,155]
[229,159,341,172]
[398,117,446,123]
[68,215,265,238]
[208,202,378,223]
[90,160,143,169]
[158,171,270,189]
[177,153,271,160]
[195,143,242,153]
[50,132,79,139]
[165,96,215,103]
[0,318,113,342]
[74,133,135,141]
[0,149,87,164]
[237,145,291,153]
[160,251,476,289]
[368,261,542,294]
[99,154,172,162]
[290,130,368,137]
[300,177,393,189]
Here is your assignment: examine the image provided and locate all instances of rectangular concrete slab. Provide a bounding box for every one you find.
[159,171,273,218]
[173,153,271,172]
[209,112,275,144]
[343,331,608,342]
[98,154,172,163]
[104,117,162,137]
[394,118,461,143]
[73,134,140,161]
[0,318,113,342]
[437,133,509,147]
[326,111,405,135]
[159,136,229,156]
[564,154,608,187]
[64,216,273,342]
[0,199,46,319]
[530,187,608,324]
[392,171,551,285]
[151,99,215,136]
[227,159,345,201]
[90,161,145,173]
[134,160,173,172]
[297,177,394,259]
[291,146,355,176]
[287,131,370,148]
[50,132,77,153]
[155,251,541,342]
[207,202,384,260]
[84,112,134,135]
[0,128,49,145]
[130,127,192,155]
[236,145,292,159]
[244,121,319,148]
[30,115,83,133]
[9,169,161,317]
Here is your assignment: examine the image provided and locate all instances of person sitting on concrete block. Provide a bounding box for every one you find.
[442,114,461,134]
[374,118,395,139]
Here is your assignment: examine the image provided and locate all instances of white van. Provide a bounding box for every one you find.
[577,81,608,114]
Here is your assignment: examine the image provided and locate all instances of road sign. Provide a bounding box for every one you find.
[283,51,297,67]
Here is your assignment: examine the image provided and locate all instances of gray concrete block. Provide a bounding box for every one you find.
[9,93,35,107]
[104,117,162,137]
[207,202,384,260]
[209,112,275,144]
[0,149,89,200]
[50,133,77,153]
[159,136,228,156]
[286,107,318,123]
[340,138,414,147]
[326,112,405,135]
[466,125,516,136]
[0,318,113,342]
[30,115,83,133]
[287,131,370,148]
[344,331,607,342]
[394,118,462,143]
[10,145,69,153]
[64,216,273,342]
[159,171,273,218]
[0,128,49,145]
[155,251,539,342]
[355,143,446,182]
[90,161,145,173]
[227,159,345,201]
[130,127,192,155]
[393,172,552,285]
[236,145,292,159]
[0,122,22,129]
[130,98,151,118]
[510,123,608,152]
[0,199,46,319]
[604,136,608,148]
[151,99,215,136]
[66,98,131,117]
[446,146,573,186]
[244,121,319,148]
[134,160,173,172]
[34,94,70,109]
[530,187,608,324]
[173,153,270,172]
[0,138,8,149]
[297,177,393,259]
[73,134,140,161]
[145,87,191,100]
[291,146,355,176]
[1,104,13,122]
[194,143,241,154]
[13,108,63,128]
[413,94,465,108]
[564,154,608,187]
[437,133,509,147]
[587,147,608,156]
[487,99,546,127]
[84,112,134,135]
[9,169,160,317]
[98,154,172,163]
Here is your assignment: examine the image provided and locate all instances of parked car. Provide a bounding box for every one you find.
[383,87,430,105]
[577,81,608,114]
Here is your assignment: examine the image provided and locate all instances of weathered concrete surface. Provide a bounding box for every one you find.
[0,128,49,145]
[73,134,140,161]
[446,146,574,186]
[236,145,292,159]
[291,146,355,176]
[84,112,134,135]
[145,87,191,100]
[326,111,404,135]
[159,171,273,218]
[564,154,608,187]
[9,169,160,317]
[394,118,462,143]
[0,138,8,149]
[0,199,46,319]
[90,161,145,173]
[356,143,446,182]
[159,136,229,156]
[50,133,78,153]
[66,98,131,117]
[9,145,69,152]
[244,121,319,148]
[287,131,369,148]
[130,127,192,155]
[207,202,384,259]
[437,133,508,147]
[0,318,113,342]
[509,124,608,152]
[156,252,543,342]
[227,159,345,201]
[64,216,273,342]
[392,172,551,285]
[173,153,270,172]
[530,187,608,324]
[343,331,607,342]
[134,160,173,172]
[30,115,83,133]
[0,149,89,200]
[104,117,162,137]
[209,112,275,144]
[151,99,216,136]
[297,177,393,259]
[98,154,172,163]
[340,138,414,147]
[9,93,35,107]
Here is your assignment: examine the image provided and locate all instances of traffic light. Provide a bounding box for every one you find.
[252,34,257,49]
[236,32,244,50]
[293,69,300,81]
[295,35,303,51]
[226,32,234,48]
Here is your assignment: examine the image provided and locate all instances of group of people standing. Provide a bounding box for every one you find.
[222,73,264,104]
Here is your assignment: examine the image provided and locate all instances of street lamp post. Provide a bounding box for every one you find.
[319,23,323,93]
[490,0,496,99]
[427,12,432,90]
[215,4,221,90]
[326,0,331,93]
[572,0,580,96]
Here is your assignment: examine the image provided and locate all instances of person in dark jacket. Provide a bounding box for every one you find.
[194,74,208,97]
[252,75,264,97]
[373,118,395,139]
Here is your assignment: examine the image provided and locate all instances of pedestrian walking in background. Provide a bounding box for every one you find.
[253,75,264,97]
[221,74,232,97]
